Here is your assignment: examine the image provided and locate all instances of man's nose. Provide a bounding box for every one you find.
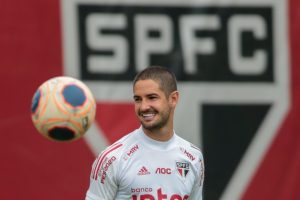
[140,100,150,111]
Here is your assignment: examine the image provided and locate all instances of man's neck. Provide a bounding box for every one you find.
[142,126,174,141]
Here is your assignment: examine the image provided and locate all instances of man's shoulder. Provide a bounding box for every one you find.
[98,128,140,158]
[90,129,140,180]
[113,128,140,148]
[175,134,203,157]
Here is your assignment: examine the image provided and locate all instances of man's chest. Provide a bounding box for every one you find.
[117,151,195,198]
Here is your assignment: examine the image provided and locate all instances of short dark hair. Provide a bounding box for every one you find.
[133,66,177,97]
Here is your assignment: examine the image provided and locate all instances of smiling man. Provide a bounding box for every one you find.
[86,66,204,200]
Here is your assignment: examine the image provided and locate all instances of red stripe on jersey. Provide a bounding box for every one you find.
[92,143,123,180]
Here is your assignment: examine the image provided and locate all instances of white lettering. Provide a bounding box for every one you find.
[135,14,173,72]
[180,15,220,74]
[228,15,267,75]
[86,14,128,73]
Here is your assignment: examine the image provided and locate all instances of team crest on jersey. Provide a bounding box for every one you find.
[176,161,190,178]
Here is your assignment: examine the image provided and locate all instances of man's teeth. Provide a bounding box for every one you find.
[142,113,155,118]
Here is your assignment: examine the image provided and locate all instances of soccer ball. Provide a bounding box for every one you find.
[31,76,96,142]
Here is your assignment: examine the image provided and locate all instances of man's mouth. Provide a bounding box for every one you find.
[141,113,156,121]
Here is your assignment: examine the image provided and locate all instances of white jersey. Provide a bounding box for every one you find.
[86,127,204,200]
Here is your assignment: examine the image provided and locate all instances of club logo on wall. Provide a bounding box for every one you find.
[61,0,290,199]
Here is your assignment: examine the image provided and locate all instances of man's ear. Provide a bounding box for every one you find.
[169,91,179,107]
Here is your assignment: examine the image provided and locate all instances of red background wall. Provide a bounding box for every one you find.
[0,0,299,199]
[0,0,94,199]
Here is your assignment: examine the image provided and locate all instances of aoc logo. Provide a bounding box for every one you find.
[61,0,290,199]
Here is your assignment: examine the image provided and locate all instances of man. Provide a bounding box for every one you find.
[86,66,204,200]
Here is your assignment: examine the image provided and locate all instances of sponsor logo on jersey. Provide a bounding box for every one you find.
[91,143,123,181]
[102,156,116,172]
[131,188,189,200]
[127,144,139,157]
[180,147,196,161]
[176,161,190,178]
[138,166,150,176]
[100,156,117,183]
[123,144,139,161]
[131,187,153,193]
[155,167,172,175]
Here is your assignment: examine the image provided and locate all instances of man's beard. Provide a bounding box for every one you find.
[140,107,171,132]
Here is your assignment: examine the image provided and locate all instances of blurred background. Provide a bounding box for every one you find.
[1,0,299,199]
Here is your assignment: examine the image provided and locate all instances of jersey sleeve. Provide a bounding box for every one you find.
[85,143,123,200]
[189,152,205,200]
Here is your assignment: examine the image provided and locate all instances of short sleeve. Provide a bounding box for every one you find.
[189,153,205,200]
[85,143,123,200]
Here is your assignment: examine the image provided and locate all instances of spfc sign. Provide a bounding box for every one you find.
[61,0,290,199]
[176,161,190,178]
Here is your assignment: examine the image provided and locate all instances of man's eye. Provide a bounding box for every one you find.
[149,96,157,100]
[134,98,141,102]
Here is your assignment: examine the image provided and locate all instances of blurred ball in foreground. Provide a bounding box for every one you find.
[31,76,96,142]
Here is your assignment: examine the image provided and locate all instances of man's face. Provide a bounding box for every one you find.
[133,79,173,131]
